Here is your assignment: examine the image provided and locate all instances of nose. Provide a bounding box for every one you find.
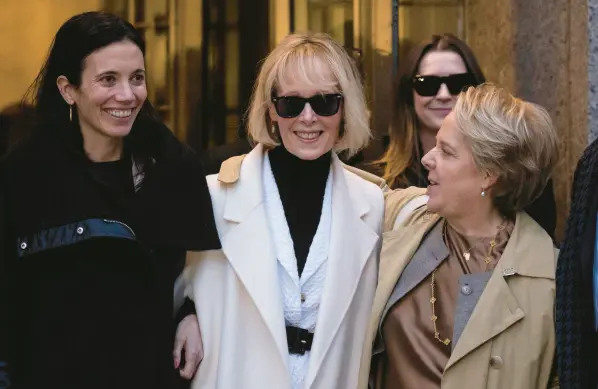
[421,148,436,171]
[114,81,135,102]
[299,103,317,124]
[435,83,452,101]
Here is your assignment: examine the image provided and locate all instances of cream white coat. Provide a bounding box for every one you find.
[184,145,384,389]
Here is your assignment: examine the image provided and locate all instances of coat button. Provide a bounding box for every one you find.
[490,356,503,369]
[20,242,27,250]
[76,226,84,235]
[301,293,306,303]
[461,285,472,295]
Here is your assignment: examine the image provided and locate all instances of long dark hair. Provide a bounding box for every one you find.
[23,11,162,162]
[378,34,486,188]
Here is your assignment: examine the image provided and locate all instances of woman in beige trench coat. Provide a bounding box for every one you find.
[358,84,560,389]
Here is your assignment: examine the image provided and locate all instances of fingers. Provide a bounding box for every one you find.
[179,346,203,379]
[173,334,184,370]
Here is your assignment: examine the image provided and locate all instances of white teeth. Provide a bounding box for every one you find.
[296,132,320,140]
[107,109,133,118]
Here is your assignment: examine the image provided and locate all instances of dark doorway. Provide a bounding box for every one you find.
[187,0,270,156]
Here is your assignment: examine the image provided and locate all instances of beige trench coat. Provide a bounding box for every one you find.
[357,187,558,389]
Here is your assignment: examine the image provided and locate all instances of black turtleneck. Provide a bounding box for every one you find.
[269,146,331,276]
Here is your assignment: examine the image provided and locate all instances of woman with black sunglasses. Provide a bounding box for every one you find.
[181,32,386,389]
[375,34,557,239]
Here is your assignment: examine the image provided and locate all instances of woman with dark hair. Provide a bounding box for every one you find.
[556,139,598,389]
[0,11,219,389]
[376,34,557,238]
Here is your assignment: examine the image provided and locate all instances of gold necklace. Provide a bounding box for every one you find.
[430,269,451,346]
[457,220,506,261]
[430,219,506,346]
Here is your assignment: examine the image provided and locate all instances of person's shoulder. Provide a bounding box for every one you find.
[341,164,385,209]
[215,154,247,184]
[2,133,53,174]
[383,187,429,231]
[384,187,428,209]
[341,163,389,192]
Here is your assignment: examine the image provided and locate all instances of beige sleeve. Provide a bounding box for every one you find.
[383,186,428,232]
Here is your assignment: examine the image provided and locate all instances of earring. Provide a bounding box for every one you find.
[481,189,486,197]
[271,123,276,134]
[69,105,73,122]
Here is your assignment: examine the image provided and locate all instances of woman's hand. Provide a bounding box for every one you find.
[173,314,203,379]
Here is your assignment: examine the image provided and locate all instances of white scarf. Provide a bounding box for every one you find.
[263,152,333,389]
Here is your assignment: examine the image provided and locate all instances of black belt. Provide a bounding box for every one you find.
[286,326,314,355]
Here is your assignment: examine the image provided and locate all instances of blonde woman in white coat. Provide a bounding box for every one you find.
[183,32,385,389]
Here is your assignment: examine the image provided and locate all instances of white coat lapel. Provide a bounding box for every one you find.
[219,145,289,368]
[305,156,380,388]
[262,154,300,288]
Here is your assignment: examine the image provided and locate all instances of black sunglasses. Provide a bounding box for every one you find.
[412,73,477,97]
[271,93,343,118]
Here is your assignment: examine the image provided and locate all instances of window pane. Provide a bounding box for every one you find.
[226,113,240,143]
[225,29,239,109]
[104,0,129,19]
[398,4,464,46]
[294,0,354,47]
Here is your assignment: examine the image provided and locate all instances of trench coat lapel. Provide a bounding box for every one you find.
[445,212,553,370]
[367,212,442,346]
[218,145,289,369]
[379,220,448,325]
[304,156,380,389]
[444,267,525,370]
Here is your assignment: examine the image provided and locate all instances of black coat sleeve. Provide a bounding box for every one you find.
[0,183,15,388]
[179,147,221,252]
[175,297,197,324]
[524,178,557,240]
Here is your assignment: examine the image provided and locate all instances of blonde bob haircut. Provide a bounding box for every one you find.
[453,83,559,214]
[247,32,371,157]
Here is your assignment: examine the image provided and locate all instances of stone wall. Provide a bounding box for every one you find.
[466,0,589,240]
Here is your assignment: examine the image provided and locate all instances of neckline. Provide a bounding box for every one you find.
[267,145,332,172]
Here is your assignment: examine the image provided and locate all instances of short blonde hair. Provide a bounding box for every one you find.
[453,83,559,214]
[247,32,371,157]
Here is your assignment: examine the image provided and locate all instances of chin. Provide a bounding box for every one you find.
[425,197,442,214]
[289,146,330,161]
[104,125,134,138]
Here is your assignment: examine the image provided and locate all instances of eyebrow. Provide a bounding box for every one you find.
[438,139,457,152]
[95,69,145,79]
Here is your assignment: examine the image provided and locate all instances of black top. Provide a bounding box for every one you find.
[0,123,220,389]
[89,157,134,197]
[268,146,331,276]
